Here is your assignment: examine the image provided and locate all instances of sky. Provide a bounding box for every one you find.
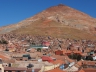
[0,0,96,27]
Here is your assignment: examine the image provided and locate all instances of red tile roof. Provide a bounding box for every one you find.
[51,60,64,65]
[0,54,9,60]
[46,68,66,72]
[83,68,96,72]
[83,61,96,66]
[42,56,53,62]
[79,69,85,72]
[73,51,82,55]
[77,60,83,66]
[62,49,72,54]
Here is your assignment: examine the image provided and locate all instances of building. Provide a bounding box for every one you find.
[55,50,63,55]
[28,45,48,50]
[0,59,4,72]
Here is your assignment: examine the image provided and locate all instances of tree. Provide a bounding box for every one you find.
[86,55,93,61]
[5,48,9,51]
[37,48,41,52]
[68,53,82,61]
[0,39,8,44]
[77,54,82,61]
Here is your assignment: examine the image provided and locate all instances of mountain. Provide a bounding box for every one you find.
[0,4,96,39]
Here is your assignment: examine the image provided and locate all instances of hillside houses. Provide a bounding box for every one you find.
[0,34,96,72]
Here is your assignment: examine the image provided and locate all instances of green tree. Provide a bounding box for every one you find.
[0,39,8,44]
[68,53,82,61]
[86,55,93,61]
[37,48,41,52]
[5,48,9,51]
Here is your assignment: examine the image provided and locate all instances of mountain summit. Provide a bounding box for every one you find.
[0,4,96,39]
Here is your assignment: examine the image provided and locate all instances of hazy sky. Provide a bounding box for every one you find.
[0,0,96,27]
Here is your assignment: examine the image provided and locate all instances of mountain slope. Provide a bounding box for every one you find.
[11,19,96,40]
[0,4,96,39]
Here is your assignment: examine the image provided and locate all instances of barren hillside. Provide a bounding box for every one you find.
[0,4,96,39]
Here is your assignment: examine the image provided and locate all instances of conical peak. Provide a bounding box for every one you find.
[57,4,66,6]
[45,4,69,12]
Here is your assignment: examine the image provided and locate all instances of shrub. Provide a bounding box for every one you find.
[5,48,9,51]
[68,53,82,61]
[85,55,93,61]
[0,39,8,44]
[37,48,41,52]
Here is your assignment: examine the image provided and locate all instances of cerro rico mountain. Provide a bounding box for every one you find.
[0,4,96,39]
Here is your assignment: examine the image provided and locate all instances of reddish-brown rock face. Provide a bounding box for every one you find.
[33,4,96,29]
[0,4,96,39]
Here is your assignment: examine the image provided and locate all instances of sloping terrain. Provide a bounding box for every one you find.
[0,4,96,39]
[11,19,96,40]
